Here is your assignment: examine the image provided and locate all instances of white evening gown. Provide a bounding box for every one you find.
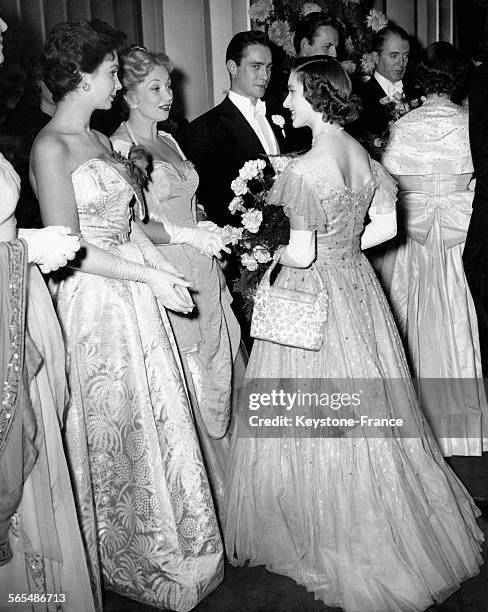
[374,98,488,456]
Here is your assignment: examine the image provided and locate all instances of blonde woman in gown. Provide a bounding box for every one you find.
[374,42,488,456]
[111,47,246,519]
[225,57,483,612]
[30,21,223,611]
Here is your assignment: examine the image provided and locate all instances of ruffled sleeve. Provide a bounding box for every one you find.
[266,165,327,231]
[370,159,398,213]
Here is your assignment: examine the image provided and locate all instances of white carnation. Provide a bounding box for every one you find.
[239,160,262,181]
[253,246,272,263]
[228,196,246,215]
[241,253,259,271]
[242,209,263,233]
[231,177,249,196]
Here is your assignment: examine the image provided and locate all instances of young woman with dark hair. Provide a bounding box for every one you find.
[30,20,224,610]
[225,56,483,612]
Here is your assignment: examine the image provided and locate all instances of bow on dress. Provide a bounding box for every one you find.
[396,175,473,248]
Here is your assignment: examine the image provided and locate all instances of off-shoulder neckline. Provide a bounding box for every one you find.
[288,158,375,194]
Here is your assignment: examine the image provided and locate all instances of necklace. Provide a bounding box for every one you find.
[311,123,344,146]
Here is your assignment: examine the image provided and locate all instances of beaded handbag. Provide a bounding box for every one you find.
[251,253,329,351]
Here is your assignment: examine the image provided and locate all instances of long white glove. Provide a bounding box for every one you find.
[132,220,185,278]
[130,221,193,312]
[280,229,315,268]
[18,226,80,274]
[361,206,397,250]
[163,221,230,259]
[107,253,193,314]
[197,220,220,232]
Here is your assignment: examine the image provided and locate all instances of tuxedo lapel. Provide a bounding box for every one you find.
[367,76,388,102]
[218,97,267,159]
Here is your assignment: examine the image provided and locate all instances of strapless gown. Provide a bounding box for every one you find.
[50,156,223,611]
[225,156,484,612]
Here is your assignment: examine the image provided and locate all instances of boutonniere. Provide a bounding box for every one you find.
[380,91,404,105]
[271,114,285,128]
[271,114,286,138]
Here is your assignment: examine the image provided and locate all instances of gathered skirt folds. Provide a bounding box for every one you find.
[0,268,95,612]
[52,242,223,612]
[372,215,488,456]
[224,254,484,612]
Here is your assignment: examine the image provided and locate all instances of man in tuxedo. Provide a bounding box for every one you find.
[182,31,286,227]
[355,24,411,139]
[277,12,342,153]
[464,59,488,377]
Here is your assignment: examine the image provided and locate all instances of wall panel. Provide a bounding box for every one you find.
[374,0,454,45]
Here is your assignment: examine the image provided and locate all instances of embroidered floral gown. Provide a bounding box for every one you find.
[50,155,223,611]
[0,152,95,611]
[224,156,484,612]
[374,98,488,456]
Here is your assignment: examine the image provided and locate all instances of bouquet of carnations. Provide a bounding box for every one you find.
[219,156,292,317]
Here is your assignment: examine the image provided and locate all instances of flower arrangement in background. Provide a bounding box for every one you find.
[249,0,387,79]
[220,156,292,316]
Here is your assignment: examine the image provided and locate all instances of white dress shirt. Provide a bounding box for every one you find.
[374,71,403,100]
[228,90,280,155]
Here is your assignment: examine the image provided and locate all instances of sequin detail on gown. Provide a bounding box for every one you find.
[224,157,484,612]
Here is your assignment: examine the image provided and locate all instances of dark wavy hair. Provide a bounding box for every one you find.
[291,56,361,125]
[226,30,270,65]
[293,12,342,56]
[415,41,460,96]
[43,20,126,103]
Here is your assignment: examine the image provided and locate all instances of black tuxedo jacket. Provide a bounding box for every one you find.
[352,76,417,138]
[180,96,287,226]
[465,62,488,265]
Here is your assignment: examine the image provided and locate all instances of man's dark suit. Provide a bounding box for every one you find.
[464,62,488,376]
[181,96,286,227]
[353,75,417,139]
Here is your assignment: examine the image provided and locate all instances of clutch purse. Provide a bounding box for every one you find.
[251,252,329,351]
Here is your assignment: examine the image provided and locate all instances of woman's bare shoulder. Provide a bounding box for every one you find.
[31,126,69,163]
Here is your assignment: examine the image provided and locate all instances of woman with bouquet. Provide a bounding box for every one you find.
[224,57,483,612]
[30,21,223,610]
[111,47,247,520]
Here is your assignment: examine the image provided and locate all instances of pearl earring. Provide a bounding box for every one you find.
[130,102,138,109]
[82,81,91,92]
